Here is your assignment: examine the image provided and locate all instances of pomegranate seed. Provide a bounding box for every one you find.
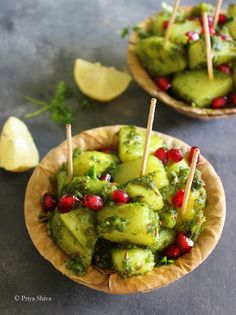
[167,148,183,163]
[212,96,227,109]
[218,64,232,74]
[201,26,216,36]
[230,93,236,107]
[57,194,79,213]
[113,189,129,204]
[210,27,216,35]
[221,34,231,41]
[172,189,184,208]
[83,194,103,211]
[186,31,199,43]
[162,20,169,30]
[176,232,194,253]
[164,244,181,259]
[188,146,200,165]
[154,147,168,165]
[41,193,57,212]
[99,173,112,181]
[154,77,171,91]
[218,14,228,26]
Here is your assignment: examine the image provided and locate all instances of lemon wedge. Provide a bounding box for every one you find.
[0,117,39,172]
[74,58,131,101]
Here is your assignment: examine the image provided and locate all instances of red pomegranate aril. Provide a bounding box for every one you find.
[99,173,112,181]
[164,244,181,259]
[188,146,200,165]
[57,194,79,213]
[201,26,216,35]
[186,31,199,43]
[218,64,232,74]
[154,147,168,165]
[163,20,169,30]
[230,93,236,107]
[113,189,129,204]
[212,96,227,109]
[176,232,194,253]
[83,194,103,211]
[221,34,231,41]
[172,189,184,208]
[155,77,171,91]
[41,193,57,212]
[209,27,216,35]
[167,148,183,163]
[218,14,228,25]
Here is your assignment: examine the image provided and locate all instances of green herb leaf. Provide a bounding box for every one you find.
[120,27,129,38]
[159,256,174,265]
[25,81,74,125]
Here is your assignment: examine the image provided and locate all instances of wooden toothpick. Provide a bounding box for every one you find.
[180,148,200,217]
[164,0,181,47]
[140,98,157,176]
[66,124,73,182]
[202,12,214,80]
[213,0,223,28]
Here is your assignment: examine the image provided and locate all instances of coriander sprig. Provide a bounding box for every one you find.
[25,81,74,125]
[120,25,151,39]
[159,256,174,265]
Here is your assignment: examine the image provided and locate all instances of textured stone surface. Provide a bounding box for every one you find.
[0,0,235,314]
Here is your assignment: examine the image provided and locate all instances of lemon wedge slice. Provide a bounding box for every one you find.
[0,117,39,172]
[74,59,131,101]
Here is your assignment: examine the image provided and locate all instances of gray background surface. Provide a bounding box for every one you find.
[0,0,235,314]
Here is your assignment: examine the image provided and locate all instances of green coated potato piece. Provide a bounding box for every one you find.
[97,203,159,246]
[151,12,171,35]
[111,248,155,278]
[50,211,82,256]
[125,182,164,211]
[51,208,97,268]
[150,227,176,252]
[191,2,214,15]
[151,5,186,35]
[118,126,163,162]
[167,158,189,175]
[59,176,117,200]
[56,168,69,195]
[225,19,236,40]
[136,36,187,76]
[172,70,233,108]
[228,4,236,17]
[152,17,200,43]
[169,20,201,45]
[188,37,236,69]
[159,207,177,229]
[113,155,169,189]
[73,150,119,177]
[180,187,206,221]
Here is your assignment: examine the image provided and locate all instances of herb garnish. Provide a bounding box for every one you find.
[25,81,94,125]
[159,256,174,265]
[120,25,151,39]
[120,27,129,38]
[25,81,74,124]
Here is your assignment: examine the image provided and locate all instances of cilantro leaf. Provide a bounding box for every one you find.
[25,81,73,125]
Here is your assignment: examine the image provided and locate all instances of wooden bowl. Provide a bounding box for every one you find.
[24,126,226,294]
[127,7,236,120]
